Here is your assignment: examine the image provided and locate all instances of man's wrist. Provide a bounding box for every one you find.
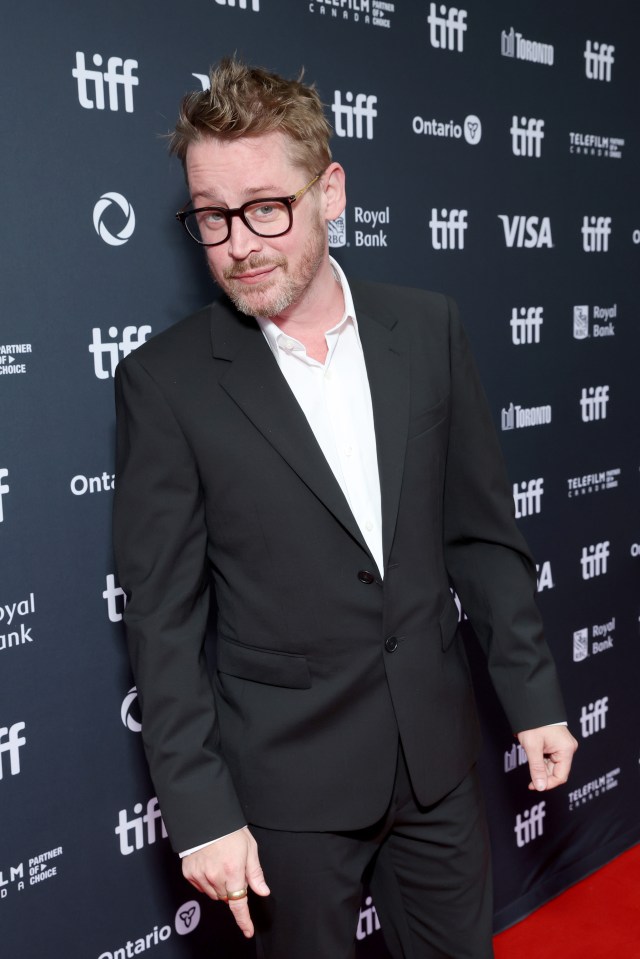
[179,827,247,859]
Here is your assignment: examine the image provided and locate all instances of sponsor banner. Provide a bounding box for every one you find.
[412,113,481,145]
[0,846,64,900]
[567,469,620,498]
[573,304,617,338]
[568,768,620,811]
[498,215,553,248]
[569,132,624,158]
[573,617,615,661]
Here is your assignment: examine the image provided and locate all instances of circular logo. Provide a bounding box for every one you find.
[121,686,142,732]
[175,900,201,936]
[463,115,482,145]
[93,192,136,246]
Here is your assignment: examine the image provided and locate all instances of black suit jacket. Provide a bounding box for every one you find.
[113,280,566,852]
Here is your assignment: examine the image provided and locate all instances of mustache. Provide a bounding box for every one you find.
[224,255,287,280]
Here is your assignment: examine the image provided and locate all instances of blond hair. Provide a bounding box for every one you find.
[170,57,332,176]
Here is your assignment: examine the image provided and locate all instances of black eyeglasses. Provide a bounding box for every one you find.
[176,171,323,246]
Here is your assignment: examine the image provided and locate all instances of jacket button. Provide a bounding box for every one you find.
[384,636,398,653]
[358,570,375,584]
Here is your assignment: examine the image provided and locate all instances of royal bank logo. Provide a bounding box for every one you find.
[499,215,553,248]
[580,541,610,579]
[121,687,142,733]
[510,117,545,158]
[0,721,26,780]
[513,478,544,518]
[0,468,9,524]
[429,209,468,250]
[353,206,390,247]
[412,113,481,145]
[514,801,546,847]
[568,767,619,811]
[501,402,552,430]
[573,617,615,662]
[536,561,554,592]
[580,385,609,422]
[501,27,554,66]
[328,212,347,249]
[332,91,377,139]
[427,4,467,52]
[89,325,151,379]
[569,132,624,159]
[0,593,35,653]
[581,216,611,252]
[567,468,620,498]
[579,697,609,737]
[115,796,168,855]
[510,306,543,344]
[103,574,127,624]
[0,343,32,377]
[584,40,615,82]
[93,192,136,246]
[308,0,396,29]
[72,52,138,112]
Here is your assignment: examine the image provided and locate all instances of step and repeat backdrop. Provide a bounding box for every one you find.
[2,1,639,957]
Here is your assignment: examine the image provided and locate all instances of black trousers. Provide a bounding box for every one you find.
[250,747,494,959]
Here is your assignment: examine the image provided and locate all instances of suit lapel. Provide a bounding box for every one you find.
[354,291,411,571]
[210,300,370,556]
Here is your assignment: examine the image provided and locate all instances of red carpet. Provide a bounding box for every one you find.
[493,844,640,958]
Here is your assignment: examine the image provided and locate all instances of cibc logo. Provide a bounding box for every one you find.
[72,52,138,112]
[93,192,136,246]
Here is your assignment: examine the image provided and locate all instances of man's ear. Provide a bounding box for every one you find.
[320,163,347,222]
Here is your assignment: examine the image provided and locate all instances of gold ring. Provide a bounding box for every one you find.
[226,887,248,901]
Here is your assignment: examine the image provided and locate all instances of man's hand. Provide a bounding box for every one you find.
[517,725,578,792]
[181,826,270,938]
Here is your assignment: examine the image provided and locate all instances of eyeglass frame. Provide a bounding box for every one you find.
[175,170,324,247]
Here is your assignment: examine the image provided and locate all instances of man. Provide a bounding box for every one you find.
[113,58,577,959]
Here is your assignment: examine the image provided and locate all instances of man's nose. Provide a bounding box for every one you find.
[227,214,263,260]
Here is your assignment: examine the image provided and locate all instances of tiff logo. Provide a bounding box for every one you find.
[0,468,9,523]
[103,574,127,623]
[514,801,546,847]
[511,116,545,157]
[581,541,610,579]
[582,216,611,252]
[332,92,377,140]
[89,325,151,379]
[584,41,615,82]
[580,385,609,422]
[429,209,468,250]
[511,306,543,344]
[72,53,138,113]
[115,796,167,855]
[513,478,544,518]
[0,722,26,780]
[213,0,259,8]
[427,4,467,52]
[580,697,609,737]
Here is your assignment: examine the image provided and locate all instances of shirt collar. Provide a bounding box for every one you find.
[255,256,359,358]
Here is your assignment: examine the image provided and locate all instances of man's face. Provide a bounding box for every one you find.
[185,132,329,319]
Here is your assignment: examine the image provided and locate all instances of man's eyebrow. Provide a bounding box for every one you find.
[191,185,286,205]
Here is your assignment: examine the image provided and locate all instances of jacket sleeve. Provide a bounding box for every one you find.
[442,297,566,733]
[113,353,245,852]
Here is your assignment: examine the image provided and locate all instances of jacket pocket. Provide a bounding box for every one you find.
[217,636,312,689]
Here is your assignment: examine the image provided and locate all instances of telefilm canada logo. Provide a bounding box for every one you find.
[0,845,64,900]
[567,468,620,498]
[332,91,377,139]
[96,901,201,959]
[0,343,32,377]
[72,52,138,112]
[412,113,482,145]
[569,132,624,159]
[568,768,619,812]
[89,325,151,379]
[501,27,554,66]
[427,4,468,52]
[93,193,136,246]
[0,592,35,654]
[308,0,396,29]
[573,304,617,339]
[572,617,615,662]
